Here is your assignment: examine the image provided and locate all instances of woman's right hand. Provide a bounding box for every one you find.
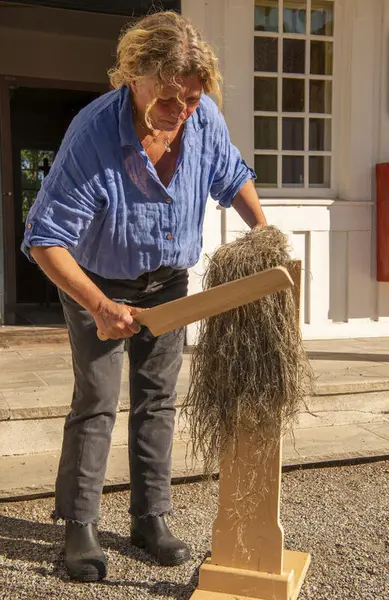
[93,298,143,340]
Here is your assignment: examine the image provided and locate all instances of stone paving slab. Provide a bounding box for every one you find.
[360,422,389,441]
[312,359,379,372]
[0,417,66,456]
[0,354,69,373]
[343,337,389,350]
[3,389,387,456]
[1,334,388,500]
[0,393,9,421]
[0,371,48,390]
[4,385,387,425]
[0,405,188,457]
[0,439,203,500]
[0,337,388,413]
[37,365,129,387]
[1,343,389,418]
[0,351,24,366]
[35,369,76,387]
[0,327,69,348]
[284,423,389,462]
[0,383,187,421]
[297,391,389,428]
[1,423,388,500]
[1,387,73,420]
[354,365,389,378]
[15,347,72,359]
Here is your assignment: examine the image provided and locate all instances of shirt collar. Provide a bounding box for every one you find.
[118,86,138,148]
[190,96,209,132]
[118,85,209,147]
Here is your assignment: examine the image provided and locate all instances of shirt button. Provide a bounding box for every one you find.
[166,198,172,204]
[166,233,173,240]
[27,223,32,229]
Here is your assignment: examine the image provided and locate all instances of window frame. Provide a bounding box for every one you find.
[253,0,340,198]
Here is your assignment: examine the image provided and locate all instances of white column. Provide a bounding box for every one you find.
[181,0,227,344]
[180,0,207,35]
[336,0,382,330]
[223,0,256,233]
[337,0,382,202]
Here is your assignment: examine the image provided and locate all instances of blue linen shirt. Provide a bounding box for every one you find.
[22,86,255,280]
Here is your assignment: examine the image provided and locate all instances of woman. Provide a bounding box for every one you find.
[22,11,267,582]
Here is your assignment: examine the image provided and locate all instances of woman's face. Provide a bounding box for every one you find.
[131,75,203,131]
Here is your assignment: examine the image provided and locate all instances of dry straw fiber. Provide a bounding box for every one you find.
[181,226,314,475]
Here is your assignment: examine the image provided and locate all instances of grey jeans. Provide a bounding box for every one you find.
[53,266,188,525]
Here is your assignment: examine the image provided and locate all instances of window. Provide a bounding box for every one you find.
[254,0,334,191]
[20,149,55,222]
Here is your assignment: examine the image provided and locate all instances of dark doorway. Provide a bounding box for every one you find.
[0,1,181,17]
[10,86,101,324]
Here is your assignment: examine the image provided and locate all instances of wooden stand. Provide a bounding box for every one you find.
[190,261,310,600]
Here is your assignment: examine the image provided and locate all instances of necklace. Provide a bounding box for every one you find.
[132,104,172,153]
[143,130,172,153]
[163,135,172,153]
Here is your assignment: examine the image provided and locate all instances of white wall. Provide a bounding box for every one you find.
[0,5,131,83]
[0,27,114,84]
[183,0,389,340]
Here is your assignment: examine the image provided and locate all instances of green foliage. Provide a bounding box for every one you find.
[20,149,55,222]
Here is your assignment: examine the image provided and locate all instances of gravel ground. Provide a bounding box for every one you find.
[0,461,388,600]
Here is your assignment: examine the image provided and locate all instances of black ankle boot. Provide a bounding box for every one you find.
[65,522,107,582]
[131,515,190,566]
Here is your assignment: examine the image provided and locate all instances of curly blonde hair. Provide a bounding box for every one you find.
[108,11,222,120]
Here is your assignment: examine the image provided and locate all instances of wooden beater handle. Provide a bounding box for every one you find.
[96,266,293,340]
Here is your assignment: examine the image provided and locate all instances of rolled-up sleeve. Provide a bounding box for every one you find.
[210,112,256,208]
[21,131,106,261]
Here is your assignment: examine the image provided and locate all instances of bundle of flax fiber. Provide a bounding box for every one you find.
[181,225,314,479]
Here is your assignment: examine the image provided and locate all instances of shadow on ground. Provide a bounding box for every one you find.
[0,515,202,599]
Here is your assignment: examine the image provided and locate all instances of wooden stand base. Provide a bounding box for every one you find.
[191,550,310,600]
